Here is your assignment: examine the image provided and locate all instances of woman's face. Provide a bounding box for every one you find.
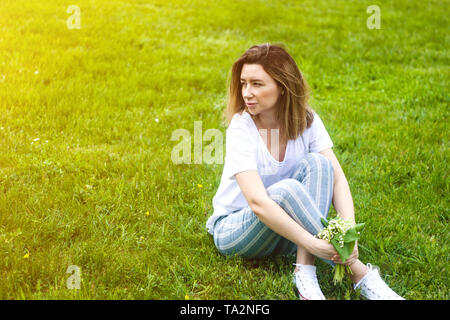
[240,63,282,119]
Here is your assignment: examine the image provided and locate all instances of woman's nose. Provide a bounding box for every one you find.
[243,85,253,98]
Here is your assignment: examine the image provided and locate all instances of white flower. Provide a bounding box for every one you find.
[316,216,355,243]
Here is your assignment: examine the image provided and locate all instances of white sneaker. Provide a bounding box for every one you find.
[292,264,326,300]
[354,263,405,300]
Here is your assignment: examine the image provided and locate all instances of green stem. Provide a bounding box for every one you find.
[333,264,346,284]
[346,265,352,275]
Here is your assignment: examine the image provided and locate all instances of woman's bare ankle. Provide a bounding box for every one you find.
[295,247,315,272]
[348,260,369,283]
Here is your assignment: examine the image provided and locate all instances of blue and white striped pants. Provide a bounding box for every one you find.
[213,153,334,262]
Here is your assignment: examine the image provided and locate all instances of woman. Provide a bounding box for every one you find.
[206,44,404,300]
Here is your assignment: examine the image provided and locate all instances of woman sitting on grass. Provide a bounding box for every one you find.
[206,44,404,300]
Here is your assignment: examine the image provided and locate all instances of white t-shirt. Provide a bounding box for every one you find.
[206,110,333,235]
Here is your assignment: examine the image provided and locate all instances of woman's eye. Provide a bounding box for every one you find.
[240,82,262,87]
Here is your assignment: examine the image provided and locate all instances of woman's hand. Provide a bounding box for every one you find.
[331,241,359,266]
[309,238,340,261]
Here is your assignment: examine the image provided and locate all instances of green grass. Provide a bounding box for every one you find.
[0,0,448,300]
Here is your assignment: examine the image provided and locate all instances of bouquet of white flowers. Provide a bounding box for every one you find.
[316,216,365,284]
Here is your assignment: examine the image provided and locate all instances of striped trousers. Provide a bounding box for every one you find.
[213,153,334,263]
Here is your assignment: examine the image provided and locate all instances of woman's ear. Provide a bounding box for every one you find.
[278,83,285,95]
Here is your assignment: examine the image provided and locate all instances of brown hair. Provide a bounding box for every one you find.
[224,43,314,141]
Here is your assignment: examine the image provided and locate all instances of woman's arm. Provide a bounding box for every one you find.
[319,148,355,221]
[319,148,360,265]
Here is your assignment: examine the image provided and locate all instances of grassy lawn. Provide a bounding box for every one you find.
[0,0,448,300]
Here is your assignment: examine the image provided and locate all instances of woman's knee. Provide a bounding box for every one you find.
[266,179,314,216]
[304,152,334,174]
[266,178,326,234]
[266,178,302,201]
